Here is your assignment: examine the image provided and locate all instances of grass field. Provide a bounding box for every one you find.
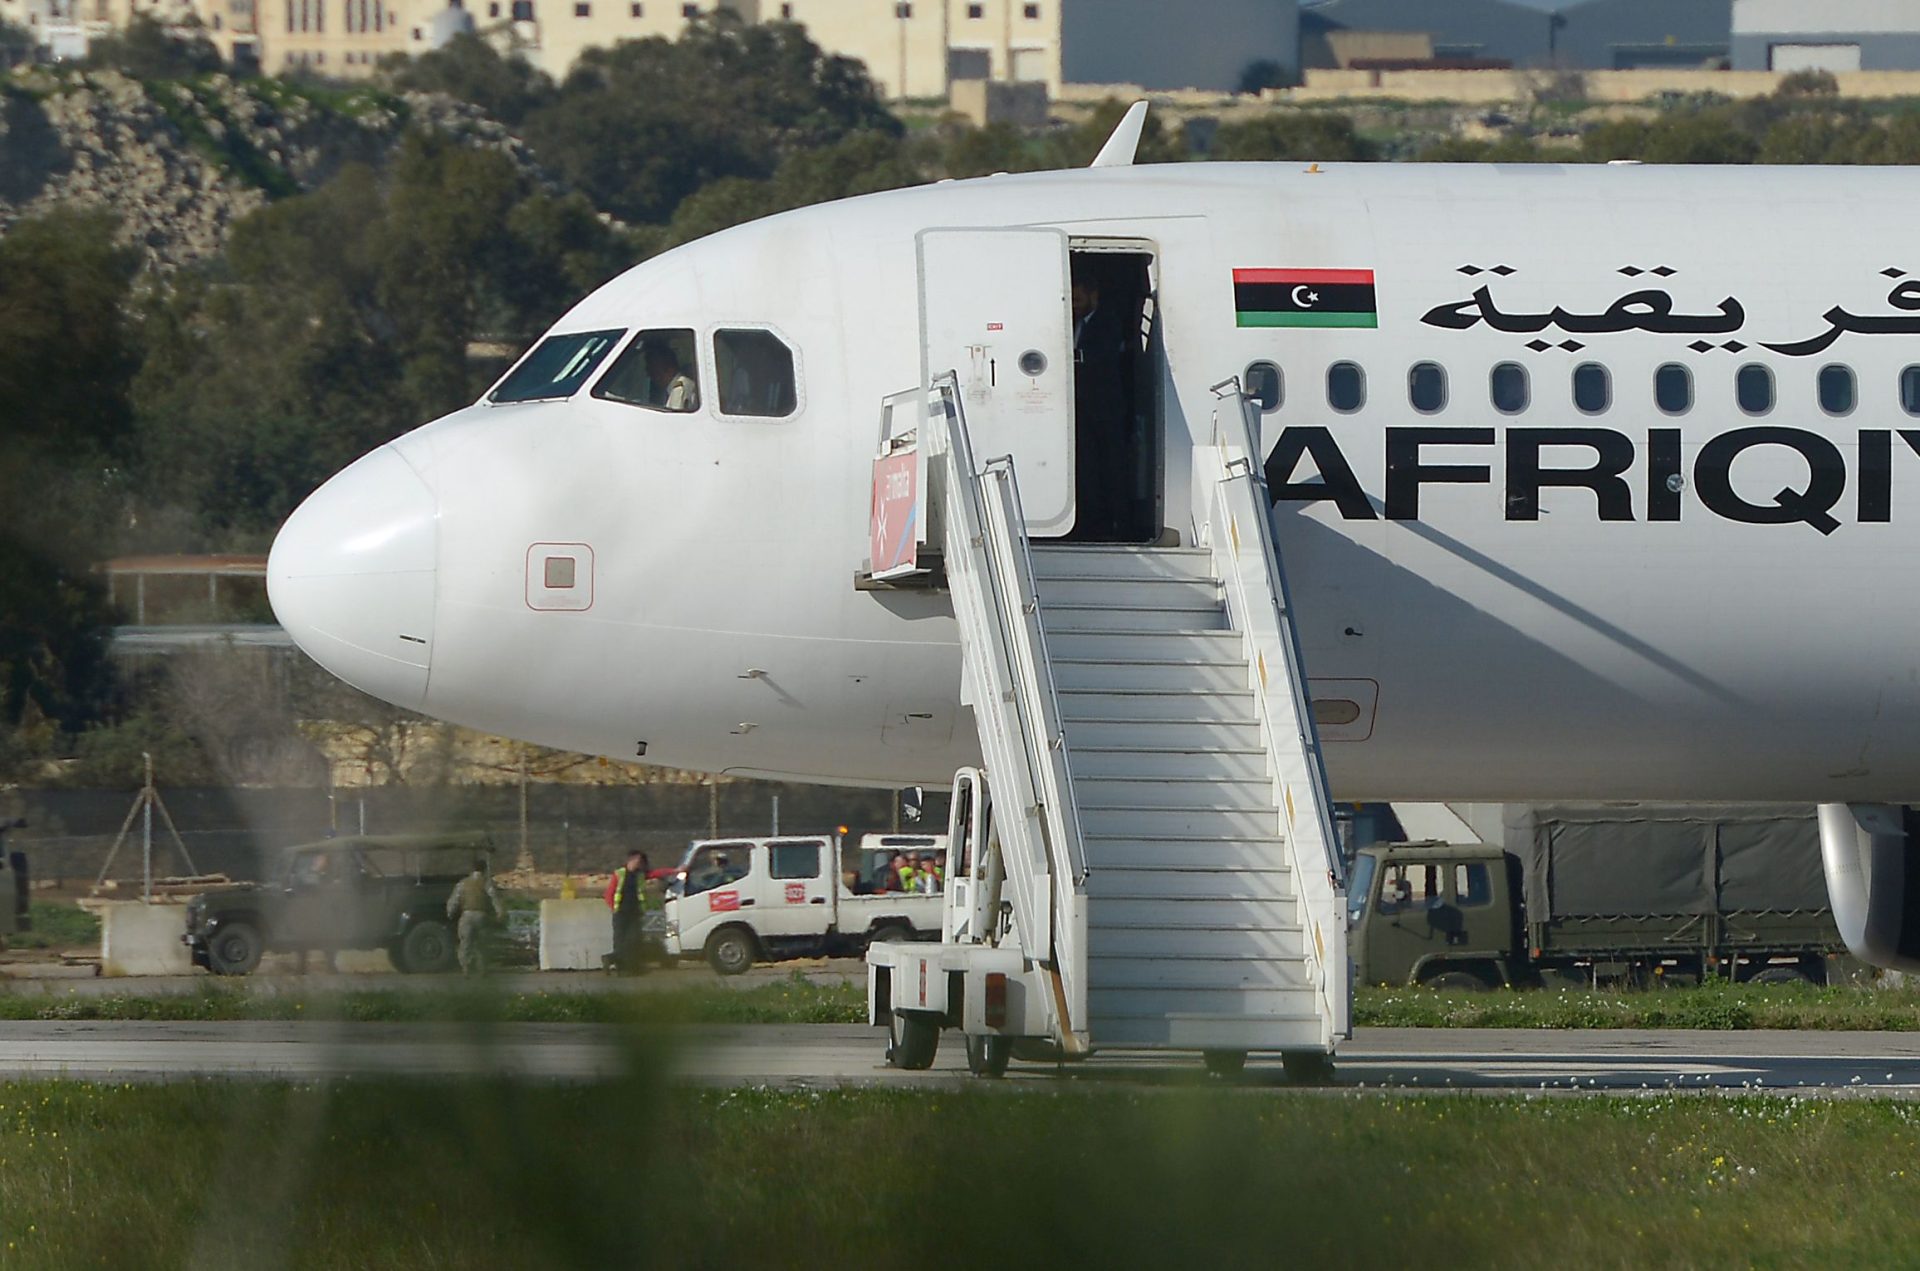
[0,975,860,1025]
[13,978,1920,1031]
[3,1078,1920,1268]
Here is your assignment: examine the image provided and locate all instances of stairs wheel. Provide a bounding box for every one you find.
[887,1011,940,1071]
[1202,1050,1247,1077]
[1282,1051,1336,1086]
[965,1034,1012,1078]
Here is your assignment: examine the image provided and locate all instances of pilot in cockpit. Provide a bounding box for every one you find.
[643,341,699,412]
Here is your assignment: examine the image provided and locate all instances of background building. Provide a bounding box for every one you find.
[1556,0,1729,70]
[1732,0,1920,72]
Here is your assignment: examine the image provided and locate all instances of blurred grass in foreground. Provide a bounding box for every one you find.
[2,1079,1920,1268]
[12,979,1920,1029]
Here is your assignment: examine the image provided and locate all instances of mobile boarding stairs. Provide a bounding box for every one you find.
[864,374,1351,1078]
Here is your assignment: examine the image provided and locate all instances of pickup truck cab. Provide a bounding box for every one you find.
[664,835,946,974]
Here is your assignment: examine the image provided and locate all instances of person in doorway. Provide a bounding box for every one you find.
[605,849,650,972]
[447,858,503,976]
[1071,270,1129,540]
[643,342,698,412]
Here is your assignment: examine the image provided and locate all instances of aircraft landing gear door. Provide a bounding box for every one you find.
[918,227,1076,537]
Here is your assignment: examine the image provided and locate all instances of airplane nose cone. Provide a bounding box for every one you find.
[268,445,438,711]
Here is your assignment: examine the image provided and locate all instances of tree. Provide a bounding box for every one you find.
[378,33,553,125]
[1237,59,1291,95]
[85,13,222,80]
[521,13,900,224]
[0,210,139,733]
[1210,112,1379,162]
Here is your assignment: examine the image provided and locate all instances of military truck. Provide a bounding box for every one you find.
[184,833,492,975]
[1350,806,1844,989]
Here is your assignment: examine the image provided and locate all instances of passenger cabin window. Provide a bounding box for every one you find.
[1408,361,1447,414]
[592,329,700,413]
[1819,364,1856,416]
[1736,363,1774,415]
[490,329,624,403]
[1572,362,1610,414]
[1655,363,1692,415]
[1904,366,1920,416]
[1245,361,1283,412]
[714,329,798,417]
[1489,362,1528,414]
[1327,361,1365,413]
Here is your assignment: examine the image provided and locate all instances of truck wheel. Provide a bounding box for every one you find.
[1283,1051,1337,1086]
[965,1034,1011,1078]
[206,922,263,976]
[397,920,456,974]
[706,927,756,976]
[1202,1049,1247,1076]
[887,1011,939,1070]
[1423,970,1491,992]
[1750,966,1813,986]
[866,922,913,950]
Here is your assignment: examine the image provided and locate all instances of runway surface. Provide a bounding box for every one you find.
[5,1022,1920,1094]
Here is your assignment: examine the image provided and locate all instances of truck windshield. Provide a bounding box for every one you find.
[1348,853,1377,925]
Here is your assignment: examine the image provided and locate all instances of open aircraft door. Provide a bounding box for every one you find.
[918,227,1076,537]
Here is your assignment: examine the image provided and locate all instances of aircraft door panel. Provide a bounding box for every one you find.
[917,228,1076,536]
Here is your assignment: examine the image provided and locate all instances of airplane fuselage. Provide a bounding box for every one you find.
[267,162,1920,802]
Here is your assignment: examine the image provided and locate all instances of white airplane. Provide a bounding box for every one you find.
[268,119,1920,976]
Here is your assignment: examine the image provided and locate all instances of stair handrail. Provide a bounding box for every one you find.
[923,372,1089,1042]
[1198,377,1352,1042]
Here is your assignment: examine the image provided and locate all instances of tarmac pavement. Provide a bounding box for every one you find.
[4,1021,1920,1094]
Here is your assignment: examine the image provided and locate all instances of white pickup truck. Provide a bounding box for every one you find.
[663,834,947,974]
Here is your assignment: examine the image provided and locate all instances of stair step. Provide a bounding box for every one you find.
[1029,545,1214,582]
[1080,805,1279,839]
[1058,689,1256,724]
[1088,924,1305,960]
[1065,718,1264,752]
[1080,836,1292,871]
[1069,746,1270,781]
[1088,867,1295,901]
[1035,576,1220,610]
[1043,605,1227,634]
[1046,630,1245,663]
[1089,955,1309,991]
[1093,897,1307,929]
[1087,1011,1327,1050]
[1089,986,1318,1024]
[1073,776,1275,812]
[1051,659,1250,694]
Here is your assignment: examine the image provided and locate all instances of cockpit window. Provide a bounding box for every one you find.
[714,329,798,418]
[592,328,701,413]
[489,329,624,403]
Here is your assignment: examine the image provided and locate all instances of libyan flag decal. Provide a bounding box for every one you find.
[1234,268,1377,328]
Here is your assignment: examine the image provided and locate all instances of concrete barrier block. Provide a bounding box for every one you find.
[99,901,196,977]
[540,898,613,971]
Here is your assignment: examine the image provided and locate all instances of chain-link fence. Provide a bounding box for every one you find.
[5,780,952,887]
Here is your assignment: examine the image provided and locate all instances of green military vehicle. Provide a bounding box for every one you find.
[1350,806,1844,989]
[184,833,492,975]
